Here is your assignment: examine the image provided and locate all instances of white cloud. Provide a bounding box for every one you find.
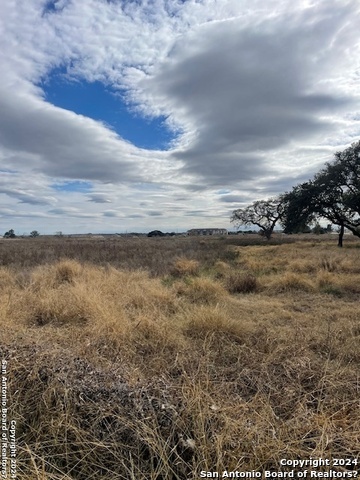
[142,1,360,187]
[0,0,359,233]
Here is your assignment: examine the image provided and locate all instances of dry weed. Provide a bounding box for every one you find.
[267,272,315,293]
[184,304,253,339]
[223,271,258,293]
[172,258,200,276]
[1,237,360,479]
[174,277,228,304]
[0,266,16,292]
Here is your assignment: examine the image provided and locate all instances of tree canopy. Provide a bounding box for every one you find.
[231,141,360,246]
[282,141,360,246]
[4,229,16,238]
[231,198,285,240]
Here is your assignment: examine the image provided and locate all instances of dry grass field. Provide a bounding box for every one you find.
[1,234,360,479]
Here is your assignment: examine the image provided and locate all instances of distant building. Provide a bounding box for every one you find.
[187,228,228,236]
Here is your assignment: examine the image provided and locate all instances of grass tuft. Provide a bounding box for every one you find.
[174,277,227,304]
[268,272,315,293]
[172,257,200,276]
[223,271,258,293]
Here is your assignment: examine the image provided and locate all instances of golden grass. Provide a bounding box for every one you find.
[223,271,258,293]
[267,272,315,293]
[174,276,228,304]
[1,236,360,478]
[172,257,200,276]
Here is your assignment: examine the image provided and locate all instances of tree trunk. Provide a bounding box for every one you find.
[338,223,344,248]
[264,228,273,240]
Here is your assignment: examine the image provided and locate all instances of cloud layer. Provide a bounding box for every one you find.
[0,0,359,233]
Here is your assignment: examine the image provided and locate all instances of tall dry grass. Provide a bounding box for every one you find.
[1,235,360,478]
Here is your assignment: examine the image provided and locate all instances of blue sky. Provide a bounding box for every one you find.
[41,67,176,150]
[0,0,359,234]
[51,180,93,193]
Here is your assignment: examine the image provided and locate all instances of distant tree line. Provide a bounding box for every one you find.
[3,229,16,238]
[3,230,40,238]
[231,141,360,247]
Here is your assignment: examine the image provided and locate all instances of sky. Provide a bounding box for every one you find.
[0,0,359,234]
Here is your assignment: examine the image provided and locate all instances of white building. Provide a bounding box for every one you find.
[187,228,228,236]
